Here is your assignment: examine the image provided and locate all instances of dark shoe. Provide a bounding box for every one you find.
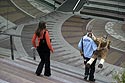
[84,75,88,80]
[84,77,87,80]
[44,74,51,77]
[89,78,95,82]
[98,64,103,68]
[36,73,40,76]
[35,72,40,76]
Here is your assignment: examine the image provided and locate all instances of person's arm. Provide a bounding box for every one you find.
[45,31,54,53]
[32,33,37,48]
[92,33,96,40]
[92,40,97,51]
[78,38,82,50]
[78,38,84,56]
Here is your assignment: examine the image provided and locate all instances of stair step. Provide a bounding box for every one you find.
[108,0,125,3]
[79,0,125,21]
[0,70,35,83]
[80,9,124,21]
[19,57,115,82]
[84,4,125,15]
[89,0,125,9]
[0,58,73,83]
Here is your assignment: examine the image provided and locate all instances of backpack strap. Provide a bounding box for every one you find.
[81,37,84,52]
[43,31,46,39]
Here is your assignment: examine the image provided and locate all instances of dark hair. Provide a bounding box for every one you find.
[87,32,92,38]
[35,21,46,37]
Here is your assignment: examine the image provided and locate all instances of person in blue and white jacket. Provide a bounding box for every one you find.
[78,32,97,82]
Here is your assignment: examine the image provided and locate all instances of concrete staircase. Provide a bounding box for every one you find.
[0,56,115,83]
[80,0,125,21]
[0,16,16,32]
[39,0,125,21]
[0,57,82,83]
[19,11,122,83]
[0,0,124,83]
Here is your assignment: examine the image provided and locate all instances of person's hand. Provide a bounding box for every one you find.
[80,53,84,56]
[31,47,36,50]
[51,49,54,53]
[50,48,54,53]
[80,51,83,56]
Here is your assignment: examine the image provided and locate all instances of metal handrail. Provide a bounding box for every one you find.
[0,32,37,60]
[73,0,81,13]
[0,32,21,60]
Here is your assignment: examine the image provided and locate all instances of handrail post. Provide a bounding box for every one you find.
[33,48,36,60]
[10,35,14,60]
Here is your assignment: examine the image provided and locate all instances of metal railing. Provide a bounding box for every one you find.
[0,32,36,60]
[73,0,89,14]
[0,32,20,60]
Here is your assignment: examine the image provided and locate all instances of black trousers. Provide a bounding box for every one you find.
[84,57,97,80]
[36,47,51,76]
